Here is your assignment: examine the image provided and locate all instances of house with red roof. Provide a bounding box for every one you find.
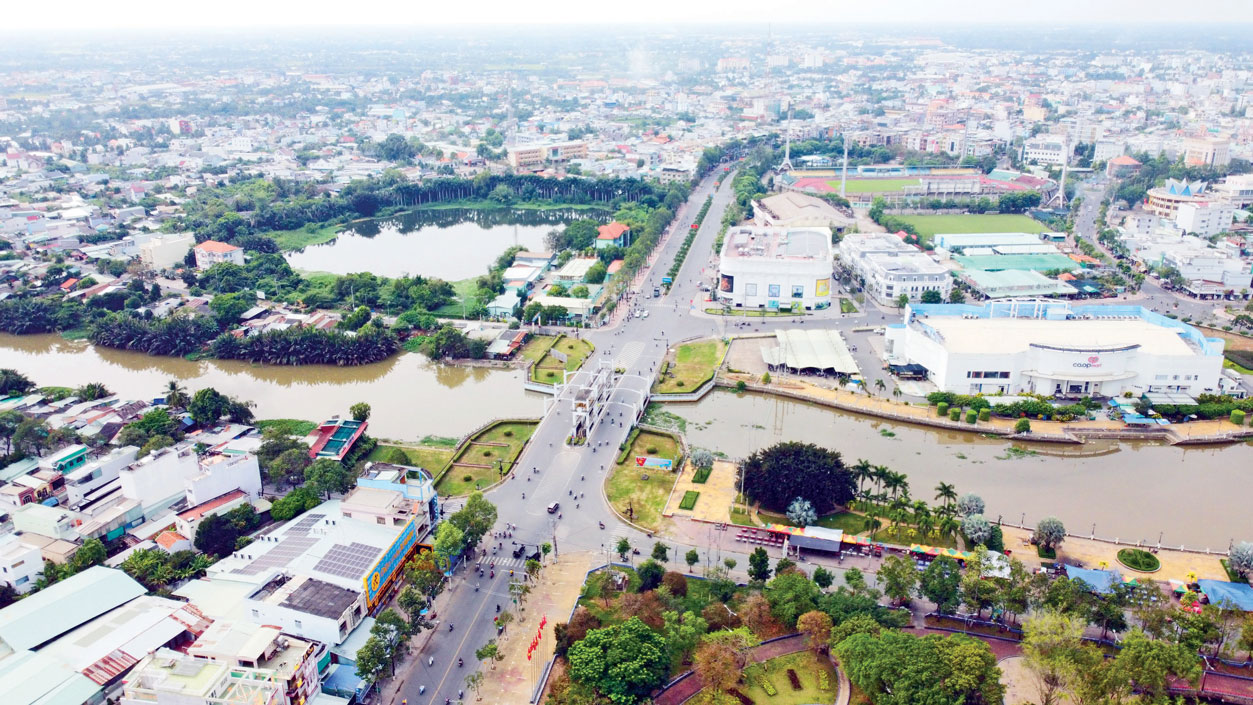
[596,222,630,250]
[1106,154,1142,178]
[193,240,244,269]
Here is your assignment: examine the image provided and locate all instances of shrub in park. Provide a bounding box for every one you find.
[1014,418,1031,434]
[977,408,990,422]
[937,401,949,417]
[1232,409,1247,426]
[948,408,961,422]
[965,409,977,424]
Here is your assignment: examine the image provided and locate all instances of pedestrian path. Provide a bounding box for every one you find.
[615,340,644,371]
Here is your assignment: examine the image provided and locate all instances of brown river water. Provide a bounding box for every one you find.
[1,335,1249,546]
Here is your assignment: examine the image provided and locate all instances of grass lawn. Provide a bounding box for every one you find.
[255,419,318,437]
[1117,548,1161,573]
[1224,358,1253,375]
[430,277,485,319]
[366,443,456,473]
[654,339,725,394]
[895,214,1046,238]
[730,507,754,526]
[436,421,538,496]
[530,336,594,383]
[754,509,869,534]
[518,335,558,364]
[827,178,917,194]
[269,222,341,251]
[871,524,960,550]
[605,431,680,531]
[838,298,858,313]
[741,651,839,705]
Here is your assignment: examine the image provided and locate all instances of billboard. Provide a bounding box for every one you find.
[635,456,673,470]
[815,278,830,297]
[719,274,734,293]
[363,518,428,609]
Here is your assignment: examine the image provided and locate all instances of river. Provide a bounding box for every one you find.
[679,390,1251,549]
[283,207,605,278]
[0,334,544,441]
[1,334,1248,546]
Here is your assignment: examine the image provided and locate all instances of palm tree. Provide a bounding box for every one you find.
[872,465,890,501]
[939,516,959,539]
[164,380,189,410]
[851,459,873,499]
[935,482,957,509]
[882,471,907,501]
[874,378,886,395]
[892,386,902,400]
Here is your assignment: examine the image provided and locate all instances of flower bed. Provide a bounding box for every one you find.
[787,669,802,690]
[1116,548,1161,573]
[679,491,700,510]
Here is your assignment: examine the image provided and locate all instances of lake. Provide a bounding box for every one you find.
[284,207,604,278]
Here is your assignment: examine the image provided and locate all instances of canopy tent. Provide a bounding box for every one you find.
[763,524,844,553]
[1197,580,1253,611]
[761,329,859,375]
[909,544,973,562]
[1063,565,1123,595]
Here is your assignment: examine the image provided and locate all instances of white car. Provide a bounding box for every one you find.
[641,310,649,318]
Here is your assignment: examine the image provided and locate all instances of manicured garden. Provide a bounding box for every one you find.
[1116,548,1161,573]
[838,298,858,313]
[255,418,318,437]
[435,420,538,496]
[530,335,595,383]
[653,339,726,394]
[739,651,839,705]
[365,443,456,472]
[893,213,1045,239]
[605,431,681,530]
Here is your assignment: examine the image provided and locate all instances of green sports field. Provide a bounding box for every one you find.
[825,178,917,194]
[894,214,1046,237]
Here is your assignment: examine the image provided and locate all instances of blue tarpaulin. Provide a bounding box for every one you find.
[1063,565,1122,594]
[1198,580,1253,611]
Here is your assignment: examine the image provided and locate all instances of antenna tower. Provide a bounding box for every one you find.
[840,132,849,198]
[777,100,794,173]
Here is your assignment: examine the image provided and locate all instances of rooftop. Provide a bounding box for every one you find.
[921,317,1197,356]
[0,566,145,652]
[193,240,242,253]
[279,576,360,620]
[722,227,831,261]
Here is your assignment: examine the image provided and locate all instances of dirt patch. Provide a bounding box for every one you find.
[725,336,773,376]
[997,656,1039,705]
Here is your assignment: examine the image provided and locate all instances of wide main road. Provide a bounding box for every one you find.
[401,167,740,705]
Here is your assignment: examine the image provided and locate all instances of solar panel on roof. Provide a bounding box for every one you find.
[231,536,318,575]
[313,542,381,579]
[286,513,326,536]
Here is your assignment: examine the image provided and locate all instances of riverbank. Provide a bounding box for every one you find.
[714,373,1253,446]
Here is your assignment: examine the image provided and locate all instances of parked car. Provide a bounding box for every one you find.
[547,502,560,514]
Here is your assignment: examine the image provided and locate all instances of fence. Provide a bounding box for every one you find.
[992,518,1233,558]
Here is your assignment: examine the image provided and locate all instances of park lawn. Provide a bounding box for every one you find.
[872,524,960,550]
[755,509,868,534]
[269,222,341,251]
[430,277,484,319]
[366,443,456,473]
[826,178,917,194]
[654,339,726,394]
[436,421,538,496]
[895,214,1046,238]
[530,336,595,383]
[255,418,318,437]
[1224,358,1253,375]
[605,431,681,531]
[741,651,839,705]
[518,335,558,364]
[838,298,858,314]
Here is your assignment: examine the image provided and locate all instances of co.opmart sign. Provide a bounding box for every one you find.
[1072,355,1102,369]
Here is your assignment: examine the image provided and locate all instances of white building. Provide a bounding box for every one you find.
[138,232,194,270]
[1213,174,1253,208]
[193,240,245,269]
[1176,201,1237,238]
[1023,136,1067,165]
[121,649,285,705]
[64,446,138,509]
[0,534,44,593]
[120,445,261,518]
[883,300,1225,398]
[717,227,833,311]
[837,233,951,304]
[753,192,854,231]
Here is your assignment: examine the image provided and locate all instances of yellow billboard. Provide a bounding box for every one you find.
[815,278,830,297]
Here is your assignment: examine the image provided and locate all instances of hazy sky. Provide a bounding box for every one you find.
[11,0,1253,30]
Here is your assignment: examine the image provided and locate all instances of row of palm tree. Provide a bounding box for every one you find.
[851,459,964,541]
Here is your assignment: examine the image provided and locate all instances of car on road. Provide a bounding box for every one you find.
[653,287,661,297]
[547,501,560,514]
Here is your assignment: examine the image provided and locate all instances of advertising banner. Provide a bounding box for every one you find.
[634,456,673,470]
[815,278,830,297]
[363,520,426,608]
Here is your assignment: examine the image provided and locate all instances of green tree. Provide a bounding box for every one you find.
[919,556,963,614]
[209,293,252,328]
[813,566,834,589]
[447,492,497,552]
[662,610,708,661]
[876,554,919,606]
[615,537,631,561]
[1033,516,1066,553]
[739,441,855,514]
[354,635,389,681]
[0,410,23,454]
[895,293,910,308]
[748,546,771,583]
[765,571,821,628]
[70,538,107,572]
[432,521,466,570]
[13,417,50,456]
[1021,610,1086,705]
[1108,629,1202,700]
[268,448,310,488]
[836,630,1004,705]
[636,559,665,591]
[304,458,352,499]
[651,542,669,563]
[566,617,671,704]
[920,289,943,304]
[138,434,175,459]
[585,261,607,284]
[188,388,229,426]
[684,549,699,570]
[194,513,241,558]
[74,382,111,401]
[350,402,371,422]
[0,369,35,396]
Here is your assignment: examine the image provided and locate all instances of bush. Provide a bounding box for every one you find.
[965,409,977,424]
[948,408,961,421]
[817,670,832,691]
[1232,409,1247,426]
[977,408,990,422]
[1014,418,1031,434]
[735,380,747,393]
[692,466,712,483]
[679,491,700,510]
[646,446,659,454]
[462,474,473,482]
[1117,548,1161,572]
[661,571,688,597]
[937,401,949,417]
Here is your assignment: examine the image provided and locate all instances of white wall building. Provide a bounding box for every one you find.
[0,534,44,593]
[186,454,262,506]
[120,445,261,518]
[717,227,833,311]
[1023,136,1067,165]
[883,300,1225,398]
[64,446,138,508]
[837,233,951,304]
[1176,201,1237,238]
[138,232,194,270]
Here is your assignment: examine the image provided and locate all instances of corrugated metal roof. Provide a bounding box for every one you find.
[0,566,144,651]
[0,649,100,705]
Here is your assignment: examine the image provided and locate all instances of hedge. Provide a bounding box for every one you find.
[936,401,950,417]
[693,465,712,483]
[616,428,642,464]
[977,408,991,422]
[965,409,977,424]
[948,408,961,421]
[679,491,700,510]
[1232,409,1247,426]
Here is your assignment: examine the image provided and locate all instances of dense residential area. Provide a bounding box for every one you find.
[3,15,1253,705]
